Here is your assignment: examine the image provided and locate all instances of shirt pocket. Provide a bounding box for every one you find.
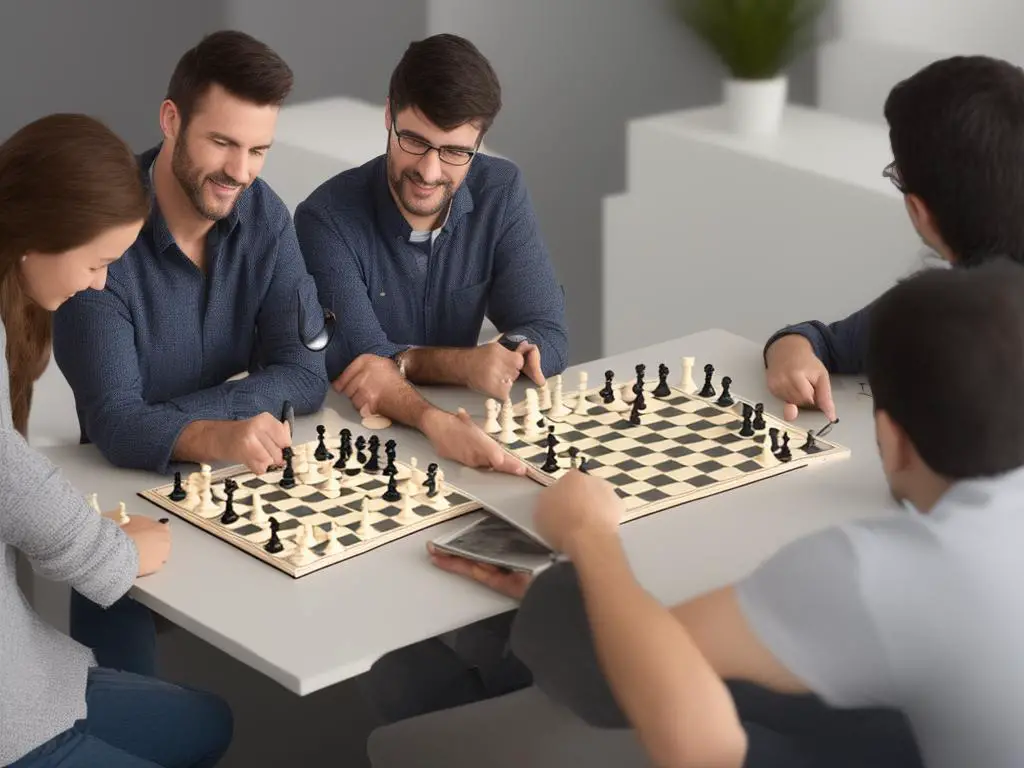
[439,280,490,345]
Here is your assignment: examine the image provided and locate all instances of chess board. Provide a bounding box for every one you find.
[139,437,482,578]
[493,368,850,523]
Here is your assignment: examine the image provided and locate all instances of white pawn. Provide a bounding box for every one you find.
[321,461,341,497]
[184,474,200,510]
[116,502,130,526]
[357,498,374,538]
[403,457,421,495]
[322,521,344,556]
[523,389,544,439]
[538,381,552,411]
[293,444,309,475]
[572,372,590,415]
[499,399,517,444]
[250,491,266,524]
[301,457,325,486]
[679,356,697,394]
[611,383,632,411]
[547,375,570,419]
[196,483,219,519]
[758,436,775,466]
[483,398,501,434]
[396,493,418,525]
[297,522,318,550]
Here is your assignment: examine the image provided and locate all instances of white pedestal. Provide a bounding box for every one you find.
[602,104,924,357]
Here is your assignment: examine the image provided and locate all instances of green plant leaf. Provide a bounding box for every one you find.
[671,0,829,79]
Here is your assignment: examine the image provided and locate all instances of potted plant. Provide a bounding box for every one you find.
[672,0,829,136]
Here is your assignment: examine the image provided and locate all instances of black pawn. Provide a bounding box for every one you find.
[739,403,754,437]
[383,439,398,476]
[800,430,817,451]
[600,370,615,403]
[314,424,333,461]
[629,397,642,425]
[423,463,439,497]
[653,363,671,397]
[541,426,560,473]
[777,433,792,462]
[220,479,239,524]
[365,436,381,473]
[168,471,186,501]
[578,457,590,474]
[633,381,647,411]
[568,446,579,469]
[699,363,716,397]
[753,403,766,430]
[356,436,367,464]
[716,376,734,407]
[280,446,297,489]
[769,427,780,453]
[382,472,401,502]
[264,517,284,553]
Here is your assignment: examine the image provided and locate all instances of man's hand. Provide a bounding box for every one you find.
[534,470,624,555]
[333,353,402,415]
[123,516,172,577]
[216,413,292,474]
[421,407,526,475]
[465,341,542,400]
[765,335,837,422]
[426,542,532,599]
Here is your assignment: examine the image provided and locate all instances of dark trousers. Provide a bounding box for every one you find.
[10,667,232,768]
[70,590,157,677]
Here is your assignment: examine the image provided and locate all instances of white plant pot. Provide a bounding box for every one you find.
[724,76,788,137]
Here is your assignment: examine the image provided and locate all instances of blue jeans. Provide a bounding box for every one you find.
[11,667,233,767]
[70,590,157,676]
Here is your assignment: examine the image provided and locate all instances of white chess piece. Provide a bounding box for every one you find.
[300,457,325,486]
[396,493,418,525]
[196,483,219,519]
[523,389,544,439]
[200,464,212,491]
[403,457,421,495]
[322,521,344,555]
[357,498,374,538]
[184,474,200,510]
[293,444,309,475]
[538,381,552,411]
[250,491,266,524]
[297,523,318,550]
[572,372,590,415]
[320,461,341,497]
[609,382,630,412]
[88,493,102,515]
[116,502,130,525]
[758,436,775,466]
[547,375,570,419]
[679,356,697,394]
[483,399,501,434]
[499,399,517,444]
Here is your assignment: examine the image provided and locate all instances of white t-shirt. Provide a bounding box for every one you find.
[737,466,1024,768]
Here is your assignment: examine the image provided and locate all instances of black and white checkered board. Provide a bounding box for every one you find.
[139,440,482,578]
[496,377,849,523]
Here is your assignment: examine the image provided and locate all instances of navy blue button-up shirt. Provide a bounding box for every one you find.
[294,154,569,380]
[53,146,328,473]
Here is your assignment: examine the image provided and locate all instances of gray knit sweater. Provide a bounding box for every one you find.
[0,317,138,764]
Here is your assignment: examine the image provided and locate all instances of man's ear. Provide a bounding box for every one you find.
[384,100,392,133]
[905,193,955,263]
[159,100,180,142]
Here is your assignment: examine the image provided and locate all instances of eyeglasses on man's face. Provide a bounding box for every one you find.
[391,116,478,166]
[883,160,906,194]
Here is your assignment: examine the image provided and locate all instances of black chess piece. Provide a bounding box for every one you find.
[541,432,560,473]
[635,363,646,382]
[769,427,780,453]
[739,403,755,437]
[568,446,580,469]
[653,363,671,397]
[777,433,792,462]
[356,436,367,464]
[264,517,284,553]
[365,436,381,473]
[168,471,186,501]
[383,439,398,476]
[578,457,590,474]
[699,363,716,397]
[600,370,615,403]
[340,429,352,460]
[800,430,816,451]
[716,376,734,407]
[753,403,766,430]
[382,472,401,502]
[220,479,239,524]
[280,446,297,489]
[314,424,333,461]
[423,463,439,497]
[629,396,642,425]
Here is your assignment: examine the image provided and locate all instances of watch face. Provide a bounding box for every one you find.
[500,334,528,350]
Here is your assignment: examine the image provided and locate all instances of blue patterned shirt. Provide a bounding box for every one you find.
[53,146,328,473]
[294,154,569,379]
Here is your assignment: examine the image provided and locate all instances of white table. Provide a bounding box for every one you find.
[41,329,894,696]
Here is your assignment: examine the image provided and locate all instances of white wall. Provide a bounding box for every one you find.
[819,0,1024,124]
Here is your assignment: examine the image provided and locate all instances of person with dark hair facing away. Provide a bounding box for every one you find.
[437,259,1024,767]
[52,30,327,677]
[296,33,568,474]
[764,54,1024,422]
[0,113,231,768]
[54,30,328,479]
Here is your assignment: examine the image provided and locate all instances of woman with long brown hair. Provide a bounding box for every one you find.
[1,114,231,766]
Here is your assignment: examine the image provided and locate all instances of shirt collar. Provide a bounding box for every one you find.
[138,144,243,254]
[372,154,475,242]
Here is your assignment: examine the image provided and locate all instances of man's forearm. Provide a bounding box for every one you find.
[570,531,747,768]
[401,347,476,387]
[172,420,228,465]
[374,375,444,432]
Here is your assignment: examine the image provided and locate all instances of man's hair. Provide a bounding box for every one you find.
[388,33,501,134]
[166,30,294,129]
[885,55,1024,266]
[867,259,1024,479]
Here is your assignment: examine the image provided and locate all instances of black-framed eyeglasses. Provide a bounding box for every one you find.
[391,116,479,166]
[882,160,906,194]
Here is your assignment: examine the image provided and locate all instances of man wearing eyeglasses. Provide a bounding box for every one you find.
[296,33,568,472]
